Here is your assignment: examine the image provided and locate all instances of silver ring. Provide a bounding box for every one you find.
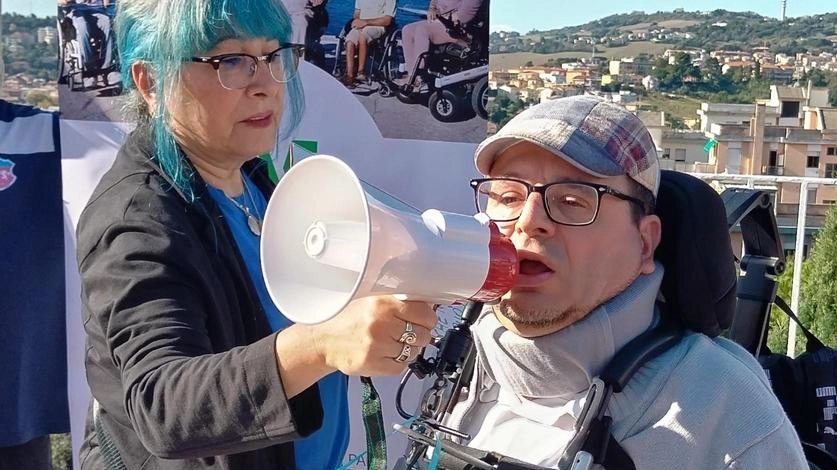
[399,321,418,345]
[394,344,412,363]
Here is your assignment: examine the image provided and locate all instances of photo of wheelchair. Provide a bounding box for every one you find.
[57,2,121,93]
[330,17,402,89]
[386,4,489,122]
[327,2,489,123]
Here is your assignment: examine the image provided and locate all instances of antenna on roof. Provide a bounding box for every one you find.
[780,0,787,22]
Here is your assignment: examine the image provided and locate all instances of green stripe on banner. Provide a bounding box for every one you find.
[283,140,319,173]
[259,153,278,184]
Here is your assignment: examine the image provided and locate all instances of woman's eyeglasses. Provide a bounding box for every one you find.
[190,44,304,90]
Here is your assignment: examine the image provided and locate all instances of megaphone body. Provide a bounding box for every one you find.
[261,155,518,324]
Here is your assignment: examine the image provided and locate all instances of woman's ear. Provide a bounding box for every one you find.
[131,62,157,110]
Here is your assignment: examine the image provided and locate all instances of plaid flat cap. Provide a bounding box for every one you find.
[475,95,661,196]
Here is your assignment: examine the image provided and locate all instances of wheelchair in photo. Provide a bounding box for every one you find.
[382,5,490,122]
[57,5,119,92]
[330,18,400,88]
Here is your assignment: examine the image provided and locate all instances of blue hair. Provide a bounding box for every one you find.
[116,0,305,200]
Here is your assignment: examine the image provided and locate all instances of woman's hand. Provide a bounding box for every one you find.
[312,296,437,376]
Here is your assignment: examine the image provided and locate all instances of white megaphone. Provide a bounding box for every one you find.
[260,155,518,324]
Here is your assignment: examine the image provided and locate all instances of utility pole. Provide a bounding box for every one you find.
[780,0,787,22]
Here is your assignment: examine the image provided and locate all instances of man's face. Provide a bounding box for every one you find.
[488,141,661,338]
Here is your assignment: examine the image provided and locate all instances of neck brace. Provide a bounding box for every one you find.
[473,263,664,402]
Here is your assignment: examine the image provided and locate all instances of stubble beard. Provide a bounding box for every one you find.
[495,272,641,332]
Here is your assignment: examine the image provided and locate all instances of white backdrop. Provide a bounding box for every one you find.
[61,60,483,469]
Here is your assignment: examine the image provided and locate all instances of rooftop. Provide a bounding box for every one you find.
[821,108,837,130]
[775,86,806,100]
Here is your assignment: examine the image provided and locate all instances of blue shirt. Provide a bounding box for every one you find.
[207,172,349,470]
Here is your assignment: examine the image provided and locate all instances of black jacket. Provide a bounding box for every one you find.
[77,128,322,470]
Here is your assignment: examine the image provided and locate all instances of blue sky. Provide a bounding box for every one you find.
[2,0,835,28]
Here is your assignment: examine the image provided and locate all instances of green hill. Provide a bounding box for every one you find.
[491,9,837,56]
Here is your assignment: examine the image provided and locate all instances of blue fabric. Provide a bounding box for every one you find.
[0,100,69,446]
[207,173,349,470]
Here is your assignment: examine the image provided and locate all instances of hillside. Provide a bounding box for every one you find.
[490,42,674,70]
[491,9,837,56]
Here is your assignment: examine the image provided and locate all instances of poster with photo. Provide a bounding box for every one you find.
[57,0,126,121]
[282,0,490,142]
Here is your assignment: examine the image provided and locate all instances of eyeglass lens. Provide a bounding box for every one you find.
[476,180,600,225]
[216,47,300,89]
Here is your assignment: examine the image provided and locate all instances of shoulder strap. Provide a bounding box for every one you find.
[772,296,826,352]
[93,399,127,470]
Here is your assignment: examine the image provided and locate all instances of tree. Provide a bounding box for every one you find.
[798,205,837,348]
[702,57,723,82]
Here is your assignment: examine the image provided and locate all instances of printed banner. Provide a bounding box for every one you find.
[0,100,69,446]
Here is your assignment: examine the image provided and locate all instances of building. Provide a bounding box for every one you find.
[697,102,779,133]
[36,26,58,45]
[608,57,653,76]
[642,75,660,91]
[638,110,713,172]
[759,64,794,83]
[703,103,837,250]
[768,84,831,127]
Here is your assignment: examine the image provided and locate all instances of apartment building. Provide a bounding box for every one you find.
[703,100,837,250]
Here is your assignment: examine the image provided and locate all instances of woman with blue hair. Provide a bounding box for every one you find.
[75,1,436,469]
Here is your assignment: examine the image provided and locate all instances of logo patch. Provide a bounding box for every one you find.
[0,158,17,191]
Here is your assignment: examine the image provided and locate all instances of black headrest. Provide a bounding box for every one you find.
[654,170,737,337]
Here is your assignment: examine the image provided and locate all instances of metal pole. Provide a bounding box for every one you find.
[788,181,809,357]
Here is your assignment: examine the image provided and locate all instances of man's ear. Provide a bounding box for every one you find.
[131,62,157,110]
[638,214,662,275]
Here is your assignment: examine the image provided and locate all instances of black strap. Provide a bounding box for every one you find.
[773,295,826,352]
[601,433,636,470]
[93,400,127,470]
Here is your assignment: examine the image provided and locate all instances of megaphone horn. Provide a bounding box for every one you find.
[260,155,518,324]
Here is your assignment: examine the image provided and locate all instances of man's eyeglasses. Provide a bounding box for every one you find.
[190,44,304,90]
[471,177,647,226]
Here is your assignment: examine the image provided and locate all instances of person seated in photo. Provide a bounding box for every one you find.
[394,0,483,89]
[443,95,809,469]
[341,0,395,87]
[58,0,118,88]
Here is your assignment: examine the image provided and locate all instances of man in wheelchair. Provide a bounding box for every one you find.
[427,96,808,469]
[341,0,396,87]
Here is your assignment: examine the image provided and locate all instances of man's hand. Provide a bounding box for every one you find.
[351,18,368,29]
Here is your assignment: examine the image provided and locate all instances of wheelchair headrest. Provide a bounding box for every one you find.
[654,170,737,337]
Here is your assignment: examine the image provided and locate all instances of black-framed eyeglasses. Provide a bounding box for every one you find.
[190,43,304,90]
[471,177,647,226]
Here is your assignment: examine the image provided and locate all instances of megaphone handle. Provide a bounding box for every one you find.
[460,301,484,326]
